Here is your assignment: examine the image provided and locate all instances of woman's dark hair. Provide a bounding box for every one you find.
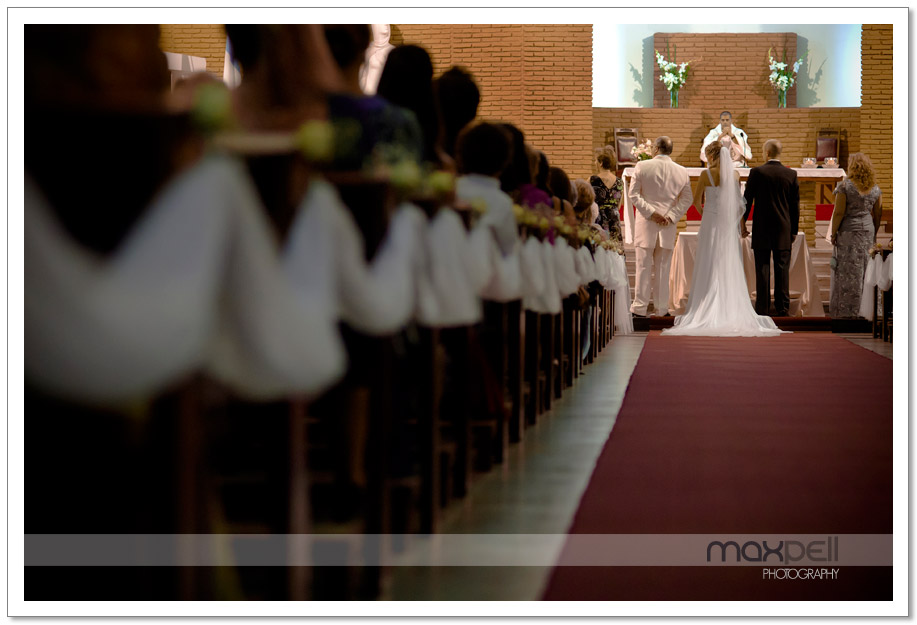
[25,25,188,254]
[322,24,371,70]
[26,24,169,109]
[455,121,511,177]
[534,150,550,193]
[224,24,262,72]
[376,44,441,165]
[498,123,532,194]
[547,166,572,203]
[435,66,480,159]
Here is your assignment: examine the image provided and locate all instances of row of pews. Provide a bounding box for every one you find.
[25,159,619,601]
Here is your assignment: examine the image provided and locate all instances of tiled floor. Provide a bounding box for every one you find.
[382,335,647,601]
[838,333,893,359]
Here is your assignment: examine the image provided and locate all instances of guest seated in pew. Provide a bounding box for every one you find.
[225,24,342,133]
[25,24,200,255]
[223,25,339,236]
[435,66,481,161]
[572,179,600,358]
[531,148,552,199]
[547,166,577,223]
[455,121,517,256]
[499,123,552,213]
[322,24,424,171]
[573,178,598,226]
[377,44,452,170]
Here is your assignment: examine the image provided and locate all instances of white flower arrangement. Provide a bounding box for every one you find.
[767,47,808,106]
[655,48,691,93]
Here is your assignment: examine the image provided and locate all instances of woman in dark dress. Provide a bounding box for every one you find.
[590,145,624,241]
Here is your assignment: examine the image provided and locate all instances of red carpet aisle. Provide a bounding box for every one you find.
[543,332,893,601]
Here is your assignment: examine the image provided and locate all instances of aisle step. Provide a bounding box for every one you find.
[631,315,863,333]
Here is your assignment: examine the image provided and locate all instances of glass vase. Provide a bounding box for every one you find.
[670,90,679,109]
[777,90,787,108]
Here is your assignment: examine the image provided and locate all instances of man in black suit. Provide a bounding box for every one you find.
[742,139,800,317]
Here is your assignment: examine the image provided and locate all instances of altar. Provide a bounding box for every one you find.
[668,231,824,317]
[621,167,846,248]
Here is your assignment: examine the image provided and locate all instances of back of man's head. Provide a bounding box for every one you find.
[764,139,782,159]
[654,136,673,155]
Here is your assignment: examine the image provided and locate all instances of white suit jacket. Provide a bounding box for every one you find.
[700,124,752,166]
[628,155,693,250]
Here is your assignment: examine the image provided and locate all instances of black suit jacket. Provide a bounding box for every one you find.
[743,160,800,250]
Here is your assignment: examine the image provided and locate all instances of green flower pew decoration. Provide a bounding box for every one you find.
[295,120,336,164]
[190,82,235,134]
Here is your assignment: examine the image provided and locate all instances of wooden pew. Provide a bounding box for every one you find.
[524,310,543,426]
[507,300,526,443]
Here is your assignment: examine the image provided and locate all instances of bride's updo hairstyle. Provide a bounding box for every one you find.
[705,141,722,166]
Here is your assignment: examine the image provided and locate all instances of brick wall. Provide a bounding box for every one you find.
[394,24,593,180]
[653,32,797,110]
[159,24,226,79]
[860,24,893,211]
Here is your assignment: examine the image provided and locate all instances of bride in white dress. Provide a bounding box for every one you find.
[663,141,786,337]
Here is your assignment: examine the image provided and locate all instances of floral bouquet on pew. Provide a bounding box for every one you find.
[868,242,886,258]
[600,239,624,255]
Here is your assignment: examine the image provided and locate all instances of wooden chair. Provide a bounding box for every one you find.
[305,170,399,597]
[506,300,526,444]
[524,310,543,425]
[611,128,641,168]
[816,129,840,166]
[562,298,577,389]
[882,208,893,234]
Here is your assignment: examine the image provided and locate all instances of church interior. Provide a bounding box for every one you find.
[15,16,901,615]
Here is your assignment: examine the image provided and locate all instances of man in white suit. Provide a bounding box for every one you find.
[629,136,693,317]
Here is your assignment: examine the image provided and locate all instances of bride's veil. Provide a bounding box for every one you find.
[718,145,743,225]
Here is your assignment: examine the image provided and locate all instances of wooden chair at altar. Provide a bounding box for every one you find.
[609,127,641,168]
[815,128,841,166]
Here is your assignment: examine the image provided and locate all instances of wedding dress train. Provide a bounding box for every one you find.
[663,147,786,337]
